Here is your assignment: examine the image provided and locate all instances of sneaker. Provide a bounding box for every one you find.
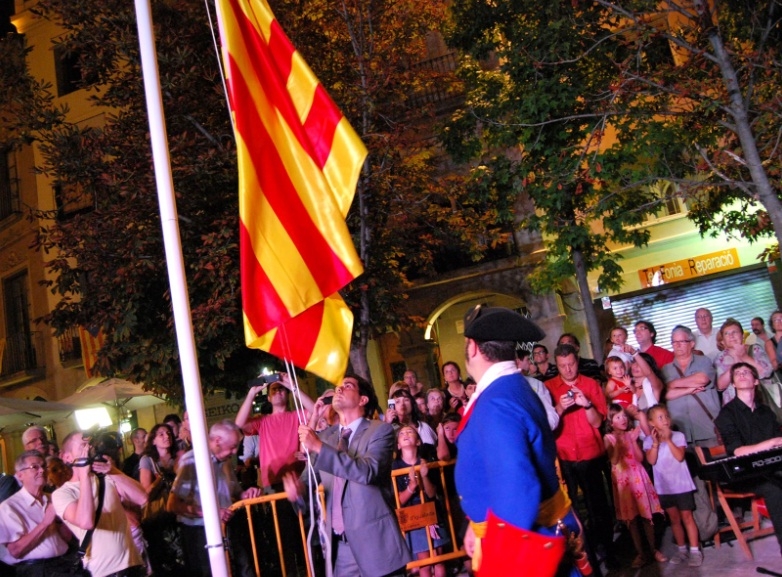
[669,550,688,565]
[654,550,668,563]
[688,550,704,567]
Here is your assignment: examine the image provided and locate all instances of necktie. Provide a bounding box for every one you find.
[331,427,352,535]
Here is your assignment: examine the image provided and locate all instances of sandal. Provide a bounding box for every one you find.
[654,550,669,563]
[631,555,648,569]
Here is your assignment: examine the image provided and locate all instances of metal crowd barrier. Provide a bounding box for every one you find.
[225,459,466,577]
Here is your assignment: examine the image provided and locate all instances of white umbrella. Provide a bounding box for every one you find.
[60,377,167,417]
[0,397,78,432]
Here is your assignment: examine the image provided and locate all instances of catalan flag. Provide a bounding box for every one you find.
[79,325,105,379]
[215,0,366,384]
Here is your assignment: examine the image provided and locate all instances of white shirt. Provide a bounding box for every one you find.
[0,487,69,564]
[53,476,142,577]
[694,330,719,360]
[465,361,559,430]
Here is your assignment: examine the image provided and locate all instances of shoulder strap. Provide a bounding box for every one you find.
[671,362,717,422]
[78,473,106,558]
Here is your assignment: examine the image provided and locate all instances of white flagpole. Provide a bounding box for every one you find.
[133,1,230,576]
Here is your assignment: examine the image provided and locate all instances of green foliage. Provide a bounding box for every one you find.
[2,0,493,392]
[444,0,659,296]
[444,0,782,296]
[274,0,501,344]
[8,0,272,400]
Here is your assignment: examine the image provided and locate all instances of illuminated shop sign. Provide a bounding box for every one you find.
[638,248,740,288]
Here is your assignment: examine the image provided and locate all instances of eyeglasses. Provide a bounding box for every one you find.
[671,339,692,345]
[17,464,47,473]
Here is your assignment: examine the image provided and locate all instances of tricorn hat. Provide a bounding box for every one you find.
[463,305,545,343]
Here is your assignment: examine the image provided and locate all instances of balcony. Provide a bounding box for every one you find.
[58,325,83,365]
[0,330,46,385]
[409,50,464,114]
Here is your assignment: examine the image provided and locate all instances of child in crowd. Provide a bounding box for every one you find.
[643,404,703,566]
[604,403,665,568]
[394,426,449,577]
[605,356,637,408]
[609,326,635,365]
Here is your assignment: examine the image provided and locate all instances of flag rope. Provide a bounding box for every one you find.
[204,0,235,132]
[279,326,328,577]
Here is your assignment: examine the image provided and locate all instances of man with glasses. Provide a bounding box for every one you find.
[693,308,719,360]
[633,320,674,369]
[661,325,720,447]
[531,344,558,381]
[0,451,73,575]
[168,420,261,577]
[22,427,50,458]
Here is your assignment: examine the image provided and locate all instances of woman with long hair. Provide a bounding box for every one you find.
[139,423,182,576]
[441,361,467,412]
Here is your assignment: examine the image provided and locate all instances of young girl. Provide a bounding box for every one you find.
[394,426,449,577]
[643,404,703,566]
[605,356,637,408]
[608,326,635,365]
[604,403,665,568]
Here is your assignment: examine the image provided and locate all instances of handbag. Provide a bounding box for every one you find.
[142,460,173,523]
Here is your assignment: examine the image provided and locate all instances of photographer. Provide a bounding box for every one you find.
[235,373,314,492]
[53,431,148,577]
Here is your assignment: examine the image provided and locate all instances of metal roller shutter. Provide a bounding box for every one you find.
[609,266,777,348]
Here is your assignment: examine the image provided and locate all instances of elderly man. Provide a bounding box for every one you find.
[693,308,719,360]
[456,307,586,576]
[0,450,73,576]
[285,374,412,577]
[168,419,261,577]
[22,426,50,458]
[662,325,720,447]
[53,431,148,577]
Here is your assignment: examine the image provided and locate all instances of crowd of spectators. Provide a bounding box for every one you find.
[3,306,782,577]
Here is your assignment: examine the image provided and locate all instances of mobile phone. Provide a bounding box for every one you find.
[246,372,283,388]
[388,399,396,410]
[323,396,333,405]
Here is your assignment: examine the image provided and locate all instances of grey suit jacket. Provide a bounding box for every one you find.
[307,418,412,577]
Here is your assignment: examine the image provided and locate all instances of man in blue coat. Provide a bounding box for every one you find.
[456,306,588,577]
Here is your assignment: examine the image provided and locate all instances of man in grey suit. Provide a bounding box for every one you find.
[284,373,411,577]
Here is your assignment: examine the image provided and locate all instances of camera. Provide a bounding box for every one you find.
[566,390,575,398]
[246,372,283,388]
[71,428,119,468]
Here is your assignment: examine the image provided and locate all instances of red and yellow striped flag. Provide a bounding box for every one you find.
[215,0,366,384]
[79,326,105,379]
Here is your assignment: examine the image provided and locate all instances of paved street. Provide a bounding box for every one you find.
[606,523,782,577]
